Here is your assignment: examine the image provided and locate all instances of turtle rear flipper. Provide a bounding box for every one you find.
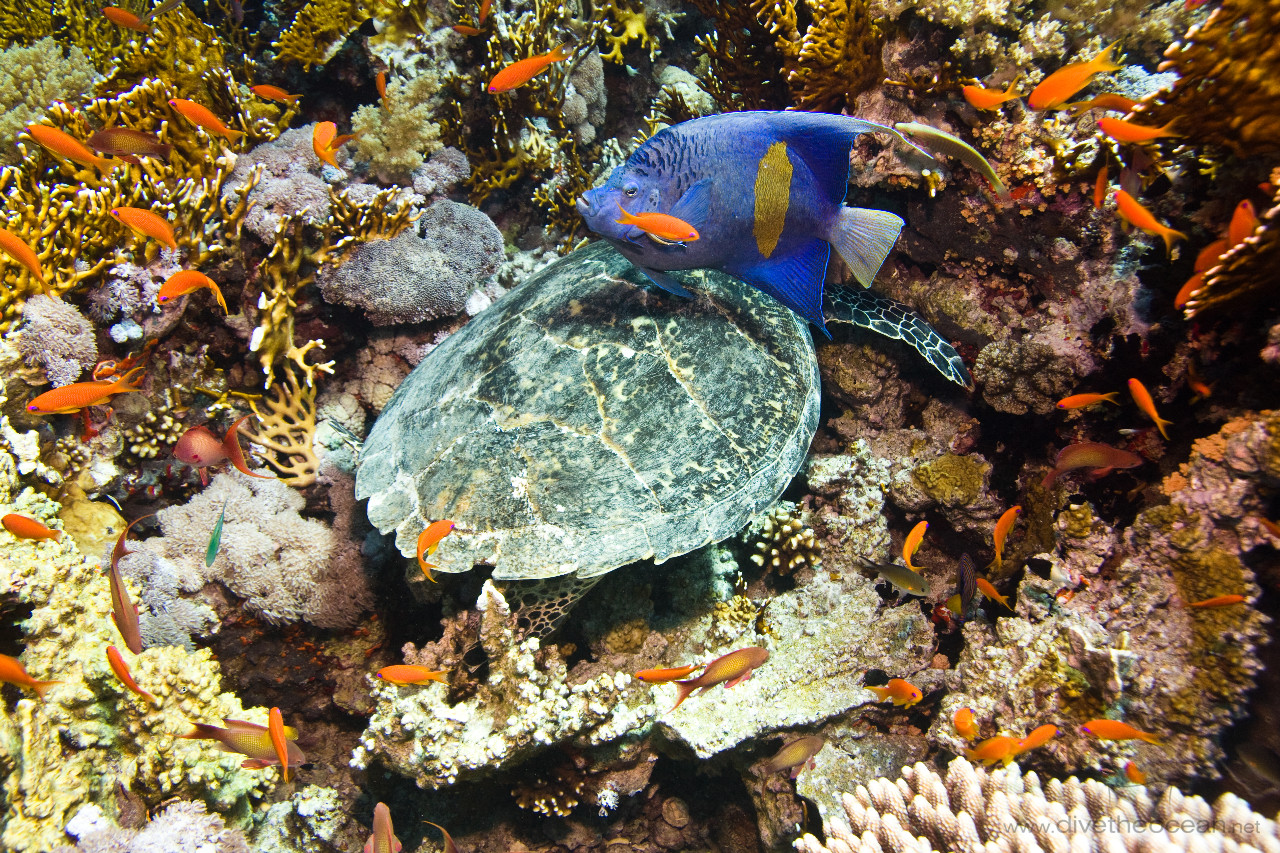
[823,284,973,389]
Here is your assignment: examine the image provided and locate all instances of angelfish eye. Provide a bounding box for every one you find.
[623,182,638,197]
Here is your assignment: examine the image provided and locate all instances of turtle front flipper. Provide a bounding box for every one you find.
[823,284,973,389]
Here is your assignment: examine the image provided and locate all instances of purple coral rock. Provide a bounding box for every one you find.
[317,200,503,325]
[223,126,333,241]
[15,295,97,386]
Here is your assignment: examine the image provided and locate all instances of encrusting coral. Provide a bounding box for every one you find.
[56,800,249,853]
[794,757,1280,853]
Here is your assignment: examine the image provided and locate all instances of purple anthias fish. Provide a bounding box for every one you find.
[577,110,907,336]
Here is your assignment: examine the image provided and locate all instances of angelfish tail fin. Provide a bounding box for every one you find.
[829,207,904,287]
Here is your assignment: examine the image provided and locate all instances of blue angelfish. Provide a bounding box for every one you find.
[577,111,908,335]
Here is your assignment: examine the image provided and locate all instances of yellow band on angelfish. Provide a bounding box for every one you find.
[754,142,792,259]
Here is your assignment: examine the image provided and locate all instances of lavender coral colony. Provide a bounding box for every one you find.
[1,0,1279,849]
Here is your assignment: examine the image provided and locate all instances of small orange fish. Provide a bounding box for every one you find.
[962,80,1020,110]
[159,270,227,313]
[423,821,458,853]
[1097,117,1179,144]
[250,84,302,103]
[1041,441,1144,488]
[452,23,483,35]
[173,415,274,485]
[953,707,978,739]
[1093,166,1109,209]
[990,505,1021,571]
[101,6,149,31]
[0,228,51,295]
[168,98,244,140]
[1065,93,1138,114]
[1057,392,1120,410]
[0,653,59,698]
[903,520,927,571]
[1127,378,1172,440]
[1080,718,1161,744]
[487,45,572,94]
[1187,594,1247,608]
[1195,238,1230,272]
[417,519,455,582]
[25,124,114,172]
[368,803,402,853]
[1186,361,1212,401]
[1113,190,1187,256]
[868,677,923,707]
[636,664,701,683]
[966,734,1020,766]
[375,71,388,103]
[88,127,172,162]
[616,206,699,243]
[1028,43,1122,111]
[311,121,355,168]
[479,0,491,22]
[181,717,306,769]
[108,517,148,654]
[1015,723,1058,754]
[2,513,62,542]
[1124,761,1146,785]
[1174,272,1205,309]
[671,646,768,711]
[26,366,145,415]
[268,707,290,782]
[110,206,178,251]
[106,645,157,705]
[1228,200,1259,246]
[975,577,1013,610]
[375,665,448,685]
[764,735,825,777]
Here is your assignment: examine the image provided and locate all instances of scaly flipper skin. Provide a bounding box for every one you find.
[824,283,973,389]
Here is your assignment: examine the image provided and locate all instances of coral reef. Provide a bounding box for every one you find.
[57,801,249,853]
[350,72,445,184]
[0,38,98,165]
[11,294,97,386]
[795,758,1280,853]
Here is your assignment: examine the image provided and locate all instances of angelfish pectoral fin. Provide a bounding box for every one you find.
[829,207,904,288]
[637,266,695,298]
[727,239,832,337]
[669,178,712,229]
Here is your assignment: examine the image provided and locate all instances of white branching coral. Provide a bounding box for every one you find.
[795,758,1280,853]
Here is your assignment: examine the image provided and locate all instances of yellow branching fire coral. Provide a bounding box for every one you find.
[244,362,319,487]
[273,0,372,70]
[1137,0,1280,156]
[786,0,884,113]
[601,2,658,65]
[1184,171,1280,319]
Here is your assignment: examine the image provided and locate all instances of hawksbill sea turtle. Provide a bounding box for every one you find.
[355,242,969,634]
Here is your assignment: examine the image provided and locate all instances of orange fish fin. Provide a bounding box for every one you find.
[31,679,61,699]
[224,415,276,480]
[112,365,147,393]
[210,282,228,314]
[241,758,274,769]
[669,679,699,712]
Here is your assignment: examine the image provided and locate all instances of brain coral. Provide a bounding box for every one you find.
[317,200,503,325]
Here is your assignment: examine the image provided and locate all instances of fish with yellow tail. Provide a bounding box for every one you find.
[106,646,157,706]
[367,803,403,853]
[858,555,931,597]
[181,716,306,769]
[173,415,275,485]
[670,646,768,711]
[1028,43,1123,110]
[0,653,60,698]
[989,506,1021,571]
[487,45,572,94]
[1127,378,1173,440]
[867,677,922,707]
[894,122,1011,201]
[1113,190,1187,256]
[416,520,455,582]
[26,366,145,415]
[975,577,1014,611]
[763,735,825,777]
[1014,723,1058,755]
[0,228,51,295]
[1041,441,1143,488]
[1080,718,1162,744]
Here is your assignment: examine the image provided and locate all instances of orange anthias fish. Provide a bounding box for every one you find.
[636,663,701,683]
[953,707,978,739]
[88,128,172,163]
[25,124,114,172]
[375,665,448,685]
[1196,238,1230,272]
[1015,723,1058,754]
[1097,117,1179,144]
[168,98,244,140]
[367,803,402,853]
[1124,761,1147,784]
[102,5,150,31]
[487,45,572,94]
[2,513,62,542]
[1057,391,1120,410]
[1229,200,1260,246]
[671,646,769,711]
[250,84,302,103]
[1174,272,1205,310]
[108,525,146,654]
[1080,719,1162,744]
[1065,93,1138,114]
[764,735,825,778]
[110,206,178,251]
[1093,166,1109,209]
[181,717,306,769]
[616,206,700,244]
[1127,378,1172,440]
[1028,43,1122,111]
[966,735,1020,766]
[417,519,455,582]
[173,415,274,485]
[268,707,291,782]
[868,677,923,707]
[106,645,157,705]
[452,23,483,35]
[1041,441,1144,488]
[0,653,60,698]
[962,80,1020,110]
[0,228,51,295]
[159,270,227,313]
[1187,594,1247,608]
[989,505,1021,571]
[975,577,1013,610]
[26,366,145,415]
[903,520,927,571]
[423,821,457,853]
[311,121,356,168]
[479,0,491,22]
[1113,190,1187,256]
